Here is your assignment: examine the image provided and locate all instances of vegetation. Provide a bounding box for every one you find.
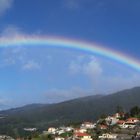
[0,87,140,137]
[130,106,140,117]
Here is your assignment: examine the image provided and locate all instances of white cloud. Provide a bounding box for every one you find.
[44,87,93,103]
[1,46,41,71]
[0,26,42,71]
[62,0,105,11]
[83,57,102,78]
[0,98,11,105]
[69,55,140,94]
[0,97,13,110]
[22,60,41,71]
[0,0,13,16]
[100,74,140,94]
[63,0,80,9]
[69,56,102,77]
[1,48,41,71]
[0,25,22,37]
[69,61,81,74]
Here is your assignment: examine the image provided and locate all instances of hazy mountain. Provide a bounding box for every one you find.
[0,87,140,136]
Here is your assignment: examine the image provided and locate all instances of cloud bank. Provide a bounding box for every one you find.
[0,0,13,16]
[69,55,140,94]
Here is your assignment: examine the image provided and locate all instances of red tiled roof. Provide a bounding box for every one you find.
[117,120,125,124]
[100,125,107,129]
[127,118,139,121]
[75,132,90,137]
[125,121,135,124]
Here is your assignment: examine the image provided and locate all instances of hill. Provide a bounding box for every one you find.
[0,87,140,136]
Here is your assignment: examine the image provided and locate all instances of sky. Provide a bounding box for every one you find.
[0,0,140,109]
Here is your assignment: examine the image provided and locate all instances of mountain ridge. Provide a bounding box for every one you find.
[0,86,140,136]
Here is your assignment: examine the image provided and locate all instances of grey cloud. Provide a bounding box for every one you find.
[0,0,13,16]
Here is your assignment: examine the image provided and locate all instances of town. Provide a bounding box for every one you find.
[2,106,140,140]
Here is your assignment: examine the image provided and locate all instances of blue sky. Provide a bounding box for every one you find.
[0,0,140,109]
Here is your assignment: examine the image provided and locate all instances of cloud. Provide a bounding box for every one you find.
[0,0,13,16]
[63,0,81,9]
[1,46,25,66]
[100,74,140,94]
[0,25,22,37]
[69,55,140,95]
[62,0,105,11]
[22,60,41,71]
[0,25,26,40]
[0,26,42,71]
[83,57,102,78]
[69,56,102,77]
[0,98,11,105]
[0,97,13,110]
[1,47,41,71]
[44,87,93,103]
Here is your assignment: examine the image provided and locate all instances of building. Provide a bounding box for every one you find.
[81,122,96,129]
[127,118,139,123]
[23,128,37,132]
[55,137,65,140]
[118,120,136,129]
[74,132,92,140]
[113,112,125,119]
[105,116,119,125]
[99,133,118,139]
[48,127,56,134]
[99,125,108,130]
[75,128,87,133]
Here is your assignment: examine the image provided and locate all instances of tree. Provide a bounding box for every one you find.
[130,106,140,117]
[100,114,107,119]
[116,106,124,113]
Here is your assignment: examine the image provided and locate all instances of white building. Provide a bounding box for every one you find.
[74,128,87,133]
[81,122,96,129]
[55,137,65,140]
[65,127,73,132]
[99,133,118,139]
[23,128,37,132]
[57,130,65,135]
[105,116,119,125]
[48,127,56,134]
[118,121,136,129]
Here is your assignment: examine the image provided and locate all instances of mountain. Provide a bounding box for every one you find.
[0,87,140,136]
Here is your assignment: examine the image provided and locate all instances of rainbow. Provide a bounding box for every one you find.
[0,35,140,71]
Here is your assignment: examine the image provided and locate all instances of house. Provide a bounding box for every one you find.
[81,122,96,129]
[99,133,118,139]
[55,137,65,140]
[74,128,87,133]
[117,120,126,128]
[135,131,140,139]
[0,135,15,140]
[48,127,56,134]
[74,132,92,140]
[56,129,65,135]
[99,125,108,130]
[127,118,139,123]
[105,116,119,125]
[117,120,125,124]
[118,120,136,129]
[113,112,124,119]
[124,121,136,129]
[65,127,73,132]
[23,128,37,132]
[136,131,140,136]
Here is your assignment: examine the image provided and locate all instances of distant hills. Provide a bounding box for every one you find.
[0,87,140,136]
